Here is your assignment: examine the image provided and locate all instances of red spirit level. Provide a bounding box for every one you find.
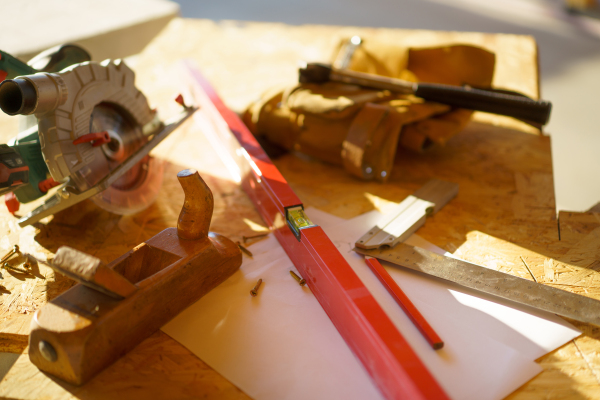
[184,61,449,400]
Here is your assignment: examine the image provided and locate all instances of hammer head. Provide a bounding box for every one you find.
[298,62,332,84]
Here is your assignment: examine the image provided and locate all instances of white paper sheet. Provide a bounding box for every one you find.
[309,208,581,360]
[163,235,382,400]
[162,208,580,400]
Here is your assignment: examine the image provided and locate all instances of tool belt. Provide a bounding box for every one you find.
[243,40,496,181]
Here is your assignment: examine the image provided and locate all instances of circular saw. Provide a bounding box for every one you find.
[0,46,195,226]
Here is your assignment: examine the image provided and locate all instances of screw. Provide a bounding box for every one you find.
[242,233,269,243]
[0,245,20,263]
[3,263,32,275]
[289,270,306,286]
[237,242,253,258]
[250,278,263,297]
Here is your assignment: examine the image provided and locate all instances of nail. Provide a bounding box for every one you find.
[250,278,263,296]
[289,270,306,286]
[243,233,269,243]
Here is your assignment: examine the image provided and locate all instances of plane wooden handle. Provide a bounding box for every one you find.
[177,169,214,240]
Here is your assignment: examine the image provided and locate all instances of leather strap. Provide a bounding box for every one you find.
[342,103,388,180]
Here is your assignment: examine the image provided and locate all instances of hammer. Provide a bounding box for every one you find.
[299,62,552,127]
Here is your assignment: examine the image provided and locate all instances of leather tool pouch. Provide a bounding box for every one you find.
[243,40,495,181]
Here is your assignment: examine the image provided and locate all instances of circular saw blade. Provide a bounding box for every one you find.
[86,103,163,215]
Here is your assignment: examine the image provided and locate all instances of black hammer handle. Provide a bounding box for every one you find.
[414,83,552,126]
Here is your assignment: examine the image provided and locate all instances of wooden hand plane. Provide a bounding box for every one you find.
[28,169,242,385]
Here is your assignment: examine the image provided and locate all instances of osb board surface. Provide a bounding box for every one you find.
[0,17,541,144]
[0,331,250,400]
[0,18,598,399]
[273,123,600,399]
[126,18,540,134]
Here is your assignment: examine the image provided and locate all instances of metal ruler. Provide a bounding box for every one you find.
[355,243,600,326]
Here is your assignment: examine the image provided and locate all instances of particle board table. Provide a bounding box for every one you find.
[0,18,599,400]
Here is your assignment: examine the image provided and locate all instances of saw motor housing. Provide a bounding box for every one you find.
[0,46,91,205]
[0,48,172,221]
[24,60,158,191]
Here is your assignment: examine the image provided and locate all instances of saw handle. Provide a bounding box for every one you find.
[27,44,91,73]
[177,169,214,240]
[414,83,552,127]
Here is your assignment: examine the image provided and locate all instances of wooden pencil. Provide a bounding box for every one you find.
[365,256,444,350]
